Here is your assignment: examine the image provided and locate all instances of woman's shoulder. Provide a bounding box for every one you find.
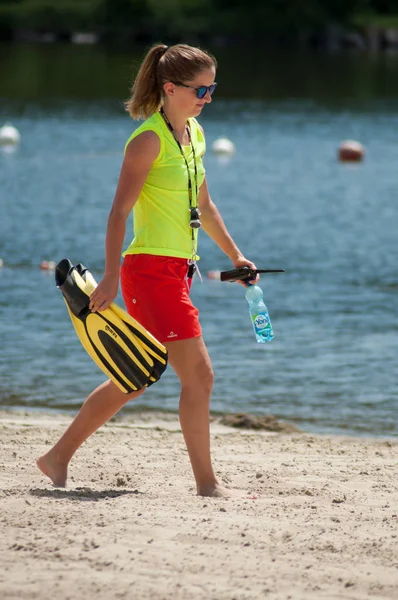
[127,112,162,139]
[125,129,159,152]
[125,113,164,156]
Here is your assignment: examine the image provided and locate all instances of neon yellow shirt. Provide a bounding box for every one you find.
[123,111,206,260]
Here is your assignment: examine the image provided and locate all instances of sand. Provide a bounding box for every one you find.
[0,408,397,600]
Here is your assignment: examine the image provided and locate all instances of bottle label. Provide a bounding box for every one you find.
[252,312,270,333]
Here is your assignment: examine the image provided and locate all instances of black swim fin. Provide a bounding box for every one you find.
[55,259,168,394]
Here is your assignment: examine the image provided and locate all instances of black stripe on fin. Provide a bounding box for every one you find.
[100,314,154,372]
[122,321,168,361]
[98,331,151,389]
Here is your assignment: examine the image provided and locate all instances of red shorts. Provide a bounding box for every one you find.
[120,254,202,343]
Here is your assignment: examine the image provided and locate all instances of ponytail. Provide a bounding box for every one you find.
[125,43,217,121]
[125,44,168,120]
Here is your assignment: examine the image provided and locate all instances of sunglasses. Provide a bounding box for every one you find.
[172,82,217,100]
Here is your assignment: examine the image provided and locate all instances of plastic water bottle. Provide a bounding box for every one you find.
[245,284,274,343]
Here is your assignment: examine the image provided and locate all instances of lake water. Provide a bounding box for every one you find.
[1,43,397,436]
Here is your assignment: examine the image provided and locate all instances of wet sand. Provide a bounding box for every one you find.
[0,409,397,599]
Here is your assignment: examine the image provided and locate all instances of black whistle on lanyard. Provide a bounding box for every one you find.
[220,266,285,283]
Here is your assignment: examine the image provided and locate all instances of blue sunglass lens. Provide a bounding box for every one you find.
[197,84,217,99]
[197,87,207,99]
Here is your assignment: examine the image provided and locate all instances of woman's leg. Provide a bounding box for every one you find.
[36,380,144,487]
[165,336,230,498]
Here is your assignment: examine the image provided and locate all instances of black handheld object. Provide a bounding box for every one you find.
[220,266,285,283]
[189,207,202,229]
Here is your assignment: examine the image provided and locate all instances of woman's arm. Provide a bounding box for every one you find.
[89,130,160,311]
[198,177,258,280]
[198,178,243,262]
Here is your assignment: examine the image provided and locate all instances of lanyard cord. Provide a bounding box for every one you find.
[160,108,198,248]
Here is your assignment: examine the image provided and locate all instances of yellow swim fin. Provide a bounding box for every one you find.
[55,259,168,393]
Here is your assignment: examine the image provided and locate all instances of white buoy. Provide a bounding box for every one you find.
[338,140,364,162]
[0,123,21,146]
[0,258,4,269]
[211,137,235,155]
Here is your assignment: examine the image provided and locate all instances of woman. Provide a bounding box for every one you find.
[37,43,258,497]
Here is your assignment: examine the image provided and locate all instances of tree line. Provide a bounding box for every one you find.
[1,0,398,44]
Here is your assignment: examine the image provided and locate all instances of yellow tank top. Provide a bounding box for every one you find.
[123,111,206,260]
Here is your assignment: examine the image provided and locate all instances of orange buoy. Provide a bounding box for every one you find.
[207,270,221,280]
[40,260,56,270]
[338,140,364,162]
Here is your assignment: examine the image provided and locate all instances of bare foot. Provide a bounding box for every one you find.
[36,453,68,487]
[197,481,233,498]
[197,481,258,499]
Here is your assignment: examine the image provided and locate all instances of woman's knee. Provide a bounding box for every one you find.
[167,337,214,391]
[104,379,146,405]
[183,360,214,394]
[201,362,214,392]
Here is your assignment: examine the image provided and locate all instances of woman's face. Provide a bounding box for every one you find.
[165,66,217,117]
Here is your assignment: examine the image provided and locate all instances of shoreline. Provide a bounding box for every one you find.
[0,404,396,440]
[1,409,397,599]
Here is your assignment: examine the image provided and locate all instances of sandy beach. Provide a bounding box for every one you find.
[0,409,397,600]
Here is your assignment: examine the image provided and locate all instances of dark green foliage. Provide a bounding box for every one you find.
[0,0,396,42]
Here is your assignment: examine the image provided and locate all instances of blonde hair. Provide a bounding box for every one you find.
[125,43,217,120]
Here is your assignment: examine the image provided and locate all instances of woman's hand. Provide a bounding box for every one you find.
[89,273,119,312]
[233,256,260,286]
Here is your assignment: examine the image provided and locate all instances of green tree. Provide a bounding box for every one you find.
[0,0,394,43]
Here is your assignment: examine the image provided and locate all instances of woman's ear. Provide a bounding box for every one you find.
[163,81,175,97]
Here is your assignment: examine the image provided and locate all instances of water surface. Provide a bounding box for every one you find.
[1,43,397,436]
